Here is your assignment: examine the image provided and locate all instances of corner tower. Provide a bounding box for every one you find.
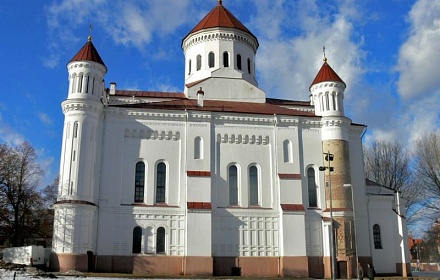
[182,0,265,103]
[310,56,356,277]
[51,35,107,272]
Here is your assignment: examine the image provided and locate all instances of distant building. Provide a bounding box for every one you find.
[51,1,410,277]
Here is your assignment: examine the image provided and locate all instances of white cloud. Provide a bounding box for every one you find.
[253,0,364,101]
[45,0,191,56]
[0,113,25,146]
[388,0,440,147]
[38,112,53,126]
[396,0,440,99]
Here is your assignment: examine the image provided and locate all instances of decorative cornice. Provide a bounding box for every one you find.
[182,29,258,53]
[62,100,103,114]
[216,133,270,145]
[124,128,181,141]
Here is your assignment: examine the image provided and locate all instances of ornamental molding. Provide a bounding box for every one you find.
[216,133,270,145]
[310,81,345,93]
[125,128,181,141]
[68,61,106,74]
[106,108,186,122]
[62,101,103,114]
[213,114,275,126]
[183,29,258,52]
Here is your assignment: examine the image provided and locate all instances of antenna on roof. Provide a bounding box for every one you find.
[88,23,93,42]
[322,45,327,62]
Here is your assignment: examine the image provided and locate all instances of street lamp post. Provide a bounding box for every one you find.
[344,183,358,280]
[320,151,335,280]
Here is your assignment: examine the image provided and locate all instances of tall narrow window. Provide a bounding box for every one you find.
[237,54,242,70]
[283,140,293,163]
[247,58,251,74]
[134,162,145,202]
[194,137,203,159]
[196,55,202,71]
[208,51,215,68]
[188,59,192,75]
[223,52,229,67]
[73,122,79,138]
[156,163,166,203]
[91,77,95,95]
[85,76,90,93]
[78,74,83,93]
[156,227,165,253]
[373,224,382,249]
[132,226,142,253]
[249,166,259,206]
[229,165,238,205]
[307,167,317,207]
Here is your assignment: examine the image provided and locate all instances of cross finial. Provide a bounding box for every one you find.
[323,45,327,62]
[218,0,222,5]
[88,23,93,42]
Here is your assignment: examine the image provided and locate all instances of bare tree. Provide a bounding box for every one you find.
[414,132,440,218]
[364,139,412,191]
[0,142,44,246]
[363,139,421,223]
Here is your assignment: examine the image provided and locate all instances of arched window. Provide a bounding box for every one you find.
[373,224,382,249]
[156,227,165,253]
[156,163,166,203]
[249,166,259,206]
[237,54,242,70]
[134,162,145,202]
[196,55,202,71]
[194,137,203,159]
[229,165,238,205]
[283,140,293,163]
[223,51,229,67]
[208,51,215,68]
[247,58,251,74]
[132,226,142,253]
[307,167,317,207]
[188,59,192,75]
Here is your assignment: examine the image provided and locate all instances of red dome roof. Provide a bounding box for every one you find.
[69,37,106,67]
[310,61,345,90]
[183,1,258,44]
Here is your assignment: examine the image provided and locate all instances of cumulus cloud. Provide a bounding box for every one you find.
[252,0,364,101]
[396,0,440,100]
[393,0,440,145]
[44,0,191,61]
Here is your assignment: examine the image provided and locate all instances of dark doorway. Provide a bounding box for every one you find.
[87,251,95,272]
[338,261,347,279]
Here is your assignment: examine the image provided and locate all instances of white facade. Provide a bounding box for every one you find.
[51,2,410,277]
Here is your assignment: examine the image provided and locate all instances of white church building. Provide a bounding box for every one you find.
[51,1,410,277]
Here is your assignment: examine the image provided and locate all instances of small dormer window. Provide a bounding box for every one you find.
[208,52,215,68]
[223,52,229,67]
[237,54,242,70]
[196,55,202,71]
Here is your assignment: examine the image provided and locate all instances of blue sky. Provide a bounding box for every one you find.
[1,0,439,191]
